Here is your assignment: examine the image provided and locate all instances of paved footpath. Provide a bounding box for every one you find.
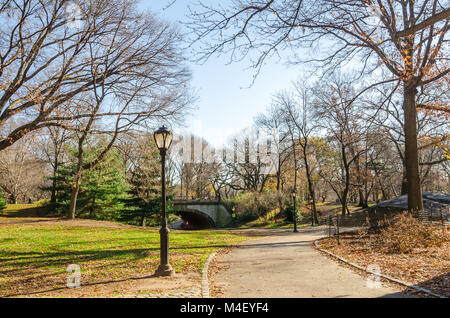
[213,226,410,298]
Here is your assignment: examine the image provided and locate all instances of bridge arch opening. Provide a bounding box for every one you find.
[173,200,232,229]
[177,211,215,229]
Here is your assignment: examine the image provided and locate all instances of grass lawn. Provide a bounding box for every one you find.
[314,201,363,214]
[0,220,246,297]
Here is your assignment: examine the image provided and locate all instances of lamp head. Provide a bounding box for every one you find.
[153,125,172,152]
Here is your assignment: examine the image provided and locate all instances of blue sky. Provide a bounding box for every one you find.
[142,1,307,148]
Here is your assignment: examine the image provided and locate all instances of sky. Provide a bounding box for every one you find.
[141,1,307,148]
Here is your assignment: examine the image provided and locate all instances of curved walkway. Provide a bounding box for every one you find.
[212,226,410,298]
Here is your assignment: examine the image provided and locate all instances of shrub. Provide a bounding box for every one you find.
[374,212,447,253]
[263,208,280,222]
[238,210,258,223]
[0,192,6,213]
[283,200,310,224]
[232,191,288,224]
[283,202,295,222]
[250,208,280,226]
[34,199,50,207]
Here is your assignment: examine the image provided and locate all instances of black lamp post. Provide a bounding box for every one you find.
[292,189,298,233]
[153,125,174,277]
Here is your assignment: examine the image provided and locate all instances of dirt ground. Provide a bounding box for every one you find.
[12,271,202,298]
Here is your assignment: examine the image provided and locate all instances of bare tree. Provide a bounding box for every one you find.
[0,131,46,203]
[370,81,449,194]
[15,1,195,219]
[0,0,191,150]
[273,84,320,224]
[38,126,72,203]
[187,0,449,211]
[222,131,272,194]
[254,104,291,212]
[313,75,368,215]
[66,81,190,218]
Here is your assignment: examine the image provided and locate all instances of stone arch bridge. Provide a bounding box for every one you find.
[173,199,233,229]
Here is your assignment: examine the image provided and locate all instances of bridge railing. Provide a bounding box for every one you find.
[173,196,220,204]
[173,196,218,202]
[175,196,215,200]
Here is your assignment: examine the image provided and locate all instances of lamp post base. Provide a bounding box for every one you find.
[154,264,175,277]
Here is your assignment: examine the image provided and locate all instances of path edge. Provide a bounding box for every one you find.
[313,238,447,299]
[201,250,218,298]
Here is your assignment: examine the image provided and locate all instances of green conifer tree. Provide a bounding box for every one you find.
[0,191,7,214]
[46,146,129,220]
[119,138,175,226]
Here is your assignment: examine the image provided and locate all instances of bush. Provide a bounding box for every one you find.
[0,192,6,213]
[34,199,50,207]
[262,208,280,222]
[283,200,309,224]
[248,208,287,227]
[232,191,288,224]
[374,212,447,253]
[237,210,258,223]
[283,202,295,222]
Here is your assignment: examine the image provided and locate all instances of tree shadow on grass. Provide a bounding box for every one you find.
[0,206,45,218]
[0,236,315,277]
[2,239,319,298]
[2,264,166,298]
[0,244,228,275]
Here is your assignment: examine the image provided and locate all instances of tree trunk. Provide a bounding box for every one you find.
[68,172,81,219]
[400,168,408,195]
[358,188,368,208]
[380,185,388,200]
[69,143,84,219]
[341,188,348,216]
[50,157,58,204]
[303,147,318,224]
[90,193,96,218]
[217,191,221,203]
[403,86,423,211]
[341,145,350,215]
[276,163,283,215]
[353,155,365,207]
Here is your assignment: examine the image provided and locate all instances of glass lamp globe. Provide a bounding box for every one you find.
[153,125,172,151]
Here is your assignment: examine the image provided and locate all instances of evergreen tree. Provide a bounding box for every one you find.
[42,165,74,213]
[119,138,175,226]
[77,150,129,220]
[0,191,7,213]
[46,146,129,220]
